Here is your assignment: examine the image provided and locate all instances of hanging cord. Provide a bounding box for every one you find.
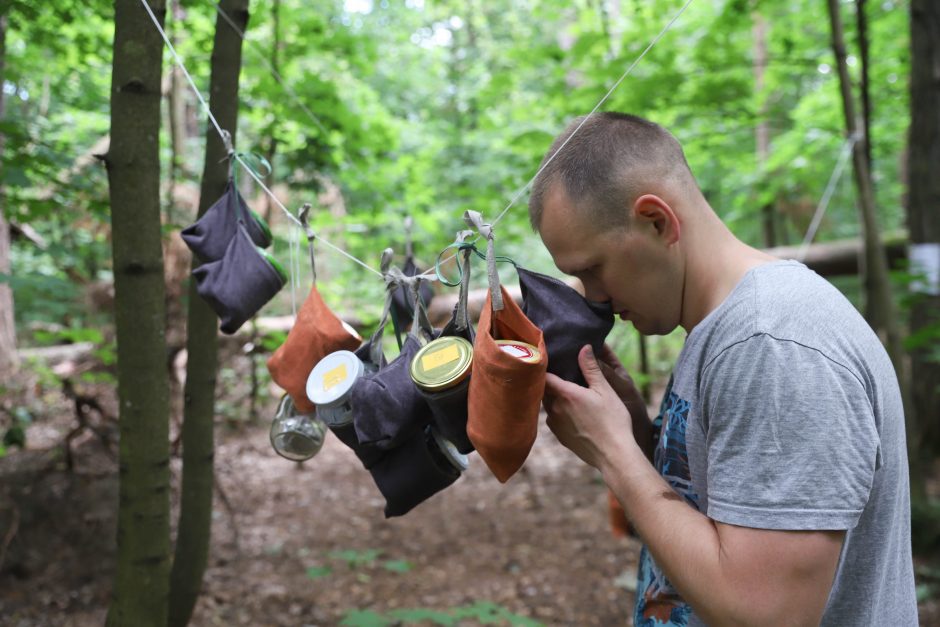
[489,0,695,229]
[464,210,503,312]
[796,132,860,263]
[140,0,385,280]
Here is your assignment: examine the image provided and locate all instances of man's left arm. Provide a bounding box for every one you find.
[544,345,846,626]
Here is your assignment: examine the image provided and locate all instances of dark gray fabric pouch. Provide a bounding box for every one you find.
[417,304,476,454]
[370,426,460,518]
[181,179,272,262]
[391,255,434,328]
[351,334,432,450]
[192,220,285,334]
[325,341,386,470]
[518,266,614,386]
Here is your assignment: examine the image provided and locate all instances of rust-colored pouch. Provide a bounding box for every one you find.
[266,284,361,413]
[607,489,630,538]
[464,210,548,482]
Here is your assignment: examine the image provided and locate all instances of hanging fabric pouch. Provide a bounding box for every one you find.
[267,205,362,413]
[306,340,385,470]
[350,251,435,450]
[464,212,547,483]
[370,425,466,518]
[181,178,272,262]
[192,220,286,334]
[390,216,435,328]
[518,266,614,386]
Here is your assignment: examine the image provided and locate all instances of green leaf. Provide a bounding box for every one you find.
[305,565,332,579]
[381,559,412,573]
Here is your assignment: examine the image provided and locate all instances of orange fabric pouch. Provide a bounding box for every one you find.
[266,284,361,413]
[607,488,630,538]
[467,284,548,482]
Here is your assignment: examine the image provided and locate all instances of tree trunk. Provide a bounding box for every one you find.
[908,0,940,460]
[168,1,250,625]
[104,1,171,625]
[263,0,279,224]
[826,0,904,375]
[0,11,17,376]
[753,11,777,248]
[856,0,873,171]
[167,0,187,226]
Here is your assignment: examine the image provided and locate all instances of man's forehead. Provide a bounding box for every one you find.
[538,187,600,273]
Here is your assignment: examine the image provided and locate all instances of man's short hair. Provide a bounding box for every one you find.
[528,112,697,231]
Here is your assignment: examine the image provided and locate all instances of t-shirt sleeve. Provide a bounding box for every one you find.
[699,333,881,531]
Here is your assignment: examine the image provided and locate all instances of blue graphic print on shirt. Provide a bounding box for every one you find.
[634,377,698,627]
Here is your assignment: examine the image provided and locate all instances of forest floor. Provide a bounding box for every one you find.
[0,354,938,626]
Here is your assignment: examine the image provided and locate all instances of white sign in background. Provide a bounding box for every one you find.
[909,243,940,296]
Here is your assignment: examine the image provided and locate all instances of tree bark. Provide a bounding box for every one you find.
[168,1,250,625]
[0,11,17,376]
[907,0,940,460]
[826,0,904,375]
[167,0,187,226]
[104,1,171,625]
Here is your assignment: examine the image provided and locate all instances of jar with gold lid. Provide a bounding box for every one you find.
[410,335,474,454]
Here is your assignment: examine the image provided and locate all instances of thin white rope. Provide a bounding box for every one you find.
[490,0,695,227]
[796,133,859,262]
[288,221,299,317]
[141,0,385,279]
[140,0,227,141]
[211,0,331,139]
[233,153,385,277]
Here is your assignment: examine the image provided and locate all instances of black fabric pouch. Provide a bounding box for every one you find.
[390,255,434,328]
[417,304,476,454]
[370,426,460,518]
[192,221,285,334]
[181,179,272,262]
[324,341,386,470]
[351,334,432,450]
[518,266,614,386]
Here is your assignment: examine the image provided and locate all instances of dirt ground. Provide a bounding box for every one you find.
[1,364,938,626]
[0,366,640,627]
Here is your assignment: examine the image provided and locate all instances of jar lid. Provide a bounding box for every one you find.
[496,339,541,364]
[410,336,473,392]
[340,319,362,343]
[306,350,364,407]
[430,426,468,472]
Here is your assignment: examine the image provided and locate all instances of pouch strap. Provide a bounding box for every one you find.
[298,202,317,282]
[463,210,503,312]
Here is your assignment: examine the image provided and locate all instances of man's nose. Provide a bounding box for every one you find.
[581,281,609,304]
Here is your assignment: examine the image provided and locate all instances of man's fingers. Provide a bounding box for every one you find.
[578,345,611,390]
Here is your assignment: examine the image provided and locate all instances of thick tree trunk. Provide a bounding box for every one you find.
[168,1,250,625]
[908,0,940,460]
[826,0,904,375]
[167,0,187,226]
[0,12,17,376]
[104,1,171,625]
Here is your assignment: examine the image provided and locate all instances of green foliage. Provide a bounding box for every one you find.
[328,547,383,569]
[305,565,333,579]
[340,601,544,626]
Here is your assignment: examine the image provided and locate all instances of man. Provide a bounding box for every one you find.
[531,112,917,626]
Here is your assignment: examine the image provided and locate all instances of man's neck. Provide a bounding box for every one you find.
[679,216,777,333]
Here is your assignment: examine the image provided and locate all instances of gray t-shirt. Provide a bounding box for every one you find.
[633,260,917,627]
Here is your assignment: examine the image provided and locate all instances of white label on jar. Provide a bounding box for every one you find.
[499,343,533,359]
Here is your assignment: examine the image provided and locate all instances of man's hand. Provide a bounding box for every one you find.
[595,344,656,460]
[543,344,637,470]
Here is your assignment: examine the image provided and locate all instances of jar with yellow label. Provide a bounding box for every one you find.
[410,335,474,454]
[306,349,383,469]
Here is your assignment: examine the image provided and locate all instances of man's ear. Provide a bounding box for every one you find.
[632,194,680,245]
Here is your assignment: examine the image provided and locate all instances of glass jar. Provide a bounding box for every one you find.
[269,394,327,461]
